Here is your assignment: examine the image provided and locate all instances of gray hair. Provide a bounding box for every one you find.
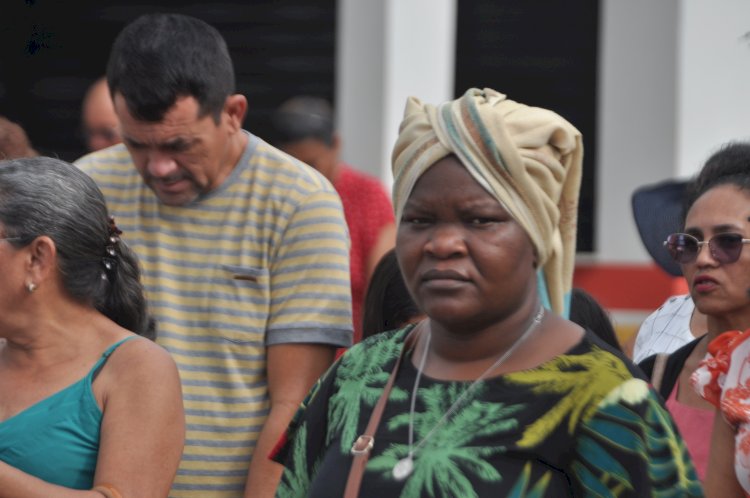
[0,157,151,336]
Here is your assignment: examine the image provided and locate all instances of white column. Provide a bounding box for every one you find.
[336,0,456,188]
[676,0,750,177]
[597,0,750,264]
[335,0,386,179]
[596,0,679,263]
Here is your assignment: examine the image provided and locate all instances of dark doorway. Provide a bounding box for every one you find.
[0,1,337,161]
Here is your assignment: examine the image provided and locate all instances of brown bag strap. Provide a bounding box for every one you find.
[343,325,422,498]
[651,353,669,392]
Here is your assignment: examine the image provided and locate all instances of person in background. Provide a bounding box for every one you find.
[640,142,750,483]
[0,116,38,159]
[678,142,750,495]
[361,248,424,340]
[273,88,701,497]
[633,294,704,362]
[0,156,184,497]
[81,76,122,151]
[569,288,622,351]
[75,14,352,498]
[631,179,707,363]
[272,96,396,343]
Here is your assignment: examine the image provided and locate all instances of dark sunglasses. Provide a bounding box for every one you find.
[664,232,750,264]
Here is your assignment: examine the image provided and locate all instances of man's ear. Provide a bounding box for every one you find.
[224,94,248,133]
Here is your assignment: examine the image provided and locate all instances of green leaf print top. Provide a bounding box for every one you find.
[274,327,703,498]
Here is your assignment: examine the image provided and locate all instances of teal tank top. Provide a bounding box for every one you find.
[0,336,138,489]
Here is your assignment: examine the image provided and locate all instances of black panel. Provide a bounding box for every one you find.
[455,0,599,251]
[0,0,336,162]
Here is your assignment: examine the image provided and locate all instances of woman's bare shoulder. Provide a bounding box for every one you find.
[99,335,179,386]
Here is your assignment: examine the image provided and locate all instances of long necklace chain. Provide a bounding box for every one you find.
[392,305,545,481]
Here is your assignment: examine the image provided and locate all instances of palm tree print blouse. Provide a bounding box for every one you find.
[274,326,703,498]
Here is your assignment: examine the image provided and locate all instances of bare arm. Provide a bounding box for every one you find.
[704,413,745,498]
[0,463,102,498]
[92,339,185,497]
[243,343,336,498]
[0,339,184,498]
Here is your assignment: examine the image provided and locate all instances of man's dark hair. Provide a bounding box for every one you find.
[271,96,335,146]
[106,13,235,123]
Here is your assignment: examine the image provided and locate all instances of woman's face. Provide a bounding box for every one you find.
[395,156,537,331]
[682,184,750,319]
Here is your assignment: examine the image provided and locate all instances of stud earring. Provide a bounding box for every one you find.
[26,282,37,293]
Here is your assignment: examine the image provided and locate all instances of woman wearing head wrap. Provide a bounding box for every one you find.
[272,89,701,497]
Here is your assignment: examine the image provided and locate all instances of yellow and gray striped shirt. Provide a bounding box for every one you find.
[77,132,352,497]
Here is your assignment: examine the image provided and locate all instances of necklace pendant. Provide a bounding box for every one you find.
[392,456,414,481]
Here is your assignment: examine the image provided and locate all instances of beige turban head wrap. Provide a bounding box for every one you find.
[391,88,583,317]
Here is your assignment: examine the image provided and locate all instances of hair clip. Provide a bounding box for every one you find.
[102,216,122,282]
[108,216,123,239]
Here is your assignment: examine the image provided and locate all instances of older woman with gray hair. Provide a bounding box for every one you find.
[273,89,701,497]
[0,157,184,497]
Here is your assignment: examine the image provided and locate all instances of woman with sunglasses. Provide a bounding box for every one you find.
[639,142,750,490]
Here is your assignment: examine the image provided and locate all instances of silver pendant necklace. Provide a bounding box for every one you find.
[392,305,545,481]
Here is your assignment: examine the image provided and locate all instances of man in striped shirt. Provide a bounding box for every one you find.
[76,13,352,498]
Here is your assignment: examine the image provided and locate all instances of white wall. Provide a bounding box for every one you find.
[336,0,386,179]
[338,0,750,265]
[676,0,750,177]
[381,0,456,189]
[336,0,456,187]
[597,0,750,263]
[596,0,679,263]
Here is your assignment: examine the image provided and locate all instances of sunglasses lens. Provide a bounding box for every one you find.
[710,233,744,264]
[666,234,698,263]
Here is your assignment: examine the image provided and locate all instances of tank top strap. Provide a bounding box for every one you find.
[88,335,140,378]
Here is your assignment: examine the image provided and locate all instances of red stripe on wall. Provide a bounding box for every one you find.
[573,263,688,311]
